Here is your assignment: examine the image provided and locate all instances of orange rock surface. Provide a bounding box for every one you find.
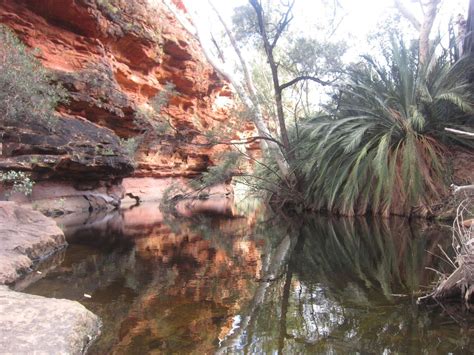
[0,0,255,178]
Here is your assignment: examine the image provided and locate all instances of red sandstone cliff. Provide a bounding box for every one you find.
[0,0,254,176]
[0,0,255,209]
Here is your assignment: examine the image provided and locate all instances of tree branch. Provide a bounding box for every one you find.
[451,184,474,195]
[279,75,332,91]
[184,133,286,149]
[394,0,421,31]
[445,127,474,137]
[270,0,295,50]
[250,0,293,158]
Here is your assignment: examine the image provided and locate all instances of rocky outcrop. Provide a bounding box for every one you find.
[0,114,134,182]
[0,201,66,284]
[0,0,257,212]
[0,286,101,354]
[0,202,101,352]
[0,0,251,180]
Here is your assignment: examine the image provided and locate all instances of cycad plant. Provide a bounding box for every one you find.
[297,40,474,216]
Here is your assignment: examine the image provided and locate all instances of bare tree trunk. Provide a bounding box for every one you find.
[419,0,441,65]
[394,0,441,65]
[164,0,291,181]
[464,0,474,55]
[394,0,421,30]
[250,0,294,160]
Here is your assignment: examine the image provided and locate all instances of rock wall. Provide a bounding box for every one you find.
[0,202,100,354]
[0,0,255,210]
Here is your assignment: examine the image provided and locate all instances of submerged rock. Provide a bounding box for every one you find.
[0,286,100,354]
[0,201,66,284]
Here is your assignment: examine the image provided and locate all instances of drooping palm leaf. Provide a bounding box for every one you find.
[295,40,473,216]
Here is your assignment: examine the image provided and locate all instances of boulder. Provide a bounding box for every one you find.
[0,202,66,284]
[0,286,101,354]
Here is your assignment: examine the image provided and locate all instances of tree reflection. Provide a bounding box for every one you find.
[220,216,473,354]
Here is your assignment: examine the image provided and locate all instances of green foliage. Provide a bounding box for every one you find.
[101,147,115,156]
[234,151,287,202]
[283,37,346,79]
[0,170,34,197]
[151,82,176,112]
[119,137,140,159]
[189,151,241,190]
[231,2,347,122]
[0,25,68,127]
[96,0,162,42]
[296,40,474,216]
[96,0,120,17]
[134,82,177,138]
[231,3,264,45]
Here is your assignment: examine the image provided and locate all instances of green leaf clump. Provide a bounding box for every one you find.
[296,40,474,216]
[0,25,68,127]
[0,170,35,197]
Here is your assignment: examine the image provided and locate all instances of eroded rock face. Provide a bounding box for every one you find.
[0,202,66,284]
[0,114,134,182]
[0,286,101,354]
[0,0,251,180]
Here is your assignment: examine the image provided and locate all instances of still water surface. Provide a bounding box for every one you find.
[18,204,474,354]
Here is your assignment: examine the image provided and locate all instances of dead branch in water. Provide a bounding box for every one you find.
[418,198,474,307]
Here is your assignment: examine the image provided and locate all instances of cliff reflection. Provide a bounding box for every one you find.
[24,203,268,354]
[22,207,473,354]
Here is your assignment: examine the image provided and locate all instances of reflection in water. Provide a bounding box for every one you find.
[223,217,473,354]
[21,205,473,354]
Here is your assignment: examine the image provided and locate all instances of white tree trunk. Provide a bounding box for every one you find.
[394,0,441,65]
[166,0,291,180]
[418,0,441,65]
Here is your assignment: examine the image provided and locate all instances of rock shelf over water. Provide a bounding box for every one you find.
[0,202,101,353]
[0,202,66,284]
[0,286,100,354]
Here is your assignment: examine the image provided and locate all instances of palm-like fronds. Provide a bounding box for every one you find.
[297,40,474,216]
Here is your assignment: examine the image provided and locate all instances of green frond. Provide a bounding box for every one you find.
[293,38,474,216]
[436,92,473,113]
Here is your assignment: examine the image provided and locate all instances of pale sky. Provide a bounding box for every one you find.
[184,0,469,58]
[180,0,469,109]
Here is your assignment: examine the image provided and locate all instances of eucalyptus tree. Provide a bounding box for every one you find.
[394,0,441,65]
[171,0,345,197]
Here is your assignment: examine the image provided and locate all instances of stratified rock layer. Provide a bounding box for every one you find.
[0,286,101,354]
[0,201,66,284]
[0,114,134,182]
[0,0,251,180]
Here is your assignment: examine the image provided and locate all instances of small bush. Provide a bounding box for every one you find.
[119,137,141,158]
[189,151,241,190]
[97,0,119,16]
[133,82,177,138]
[0,25,68,127]
[0,170,34,197]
